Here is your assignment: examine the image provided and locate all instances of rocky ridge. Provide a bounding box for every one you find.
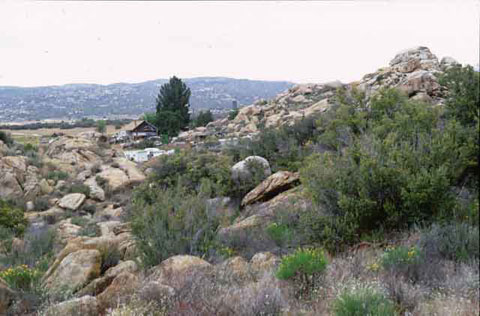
[175,46,457,143]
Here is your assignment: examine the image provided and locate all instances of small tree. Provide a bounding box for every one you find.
[193,110,214,127]
[96,120,106,134]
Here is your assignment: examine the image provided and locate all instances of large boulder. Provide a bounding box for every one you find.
[389,46,440,73]
[44,295,99,316]
[399,70,441,97]
[43,249,102,294]
[146,255,212,291]
[84,177,105,202]
[440,56,459,71]
[58,193,86,211]
[77,260,138,297]
[55,220,82,245]
[112,158,146,183]
[25,206,65,224]
[45,136,103,173]
[96,161,145,192]
[231,156,271,185]
[0,171,23,200]
[23,166,41,200]
[96,271,140,311]
[39,178,54,195]
[0,156,28,199]
[241,171,300,207]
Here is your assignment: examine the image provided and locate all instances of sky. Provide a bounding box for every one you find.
[0,0,478,87]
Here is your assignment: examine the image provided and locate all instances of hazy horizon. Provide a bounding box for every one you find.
[1,0,478,87]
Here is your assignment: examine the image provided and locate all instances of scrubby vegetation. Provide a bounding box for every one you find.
[126,64,479,314]
[224,115,317,172]
[276,248,328,296]
[0,199,28,237]
[130,185,219,267]
[333,285,397,316]
[2,62,475,315]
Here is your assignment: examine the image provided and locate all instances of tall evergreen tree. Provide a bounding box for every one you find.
[155,76,191,133]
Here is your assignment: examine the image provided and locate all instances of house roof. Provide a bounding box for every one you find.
[131,120,158,133]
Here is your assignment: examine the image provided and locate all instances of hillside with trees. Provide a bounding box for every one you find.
[0,78,293,123]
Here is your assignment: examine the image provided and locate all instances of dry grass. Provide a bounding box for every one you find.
[1,124,127,145]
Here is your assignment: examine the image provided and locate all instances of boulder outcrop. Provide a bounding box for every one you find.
[43,249,102,294]
[241,171,300,206]
[231,156,271,185]
[58,193,86,211]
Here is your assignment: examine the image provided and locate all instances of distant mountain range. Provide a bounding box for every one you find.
[0,77,294,122]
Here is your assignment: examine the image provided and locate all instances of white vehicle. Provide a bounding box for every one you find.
[124,147,174,162]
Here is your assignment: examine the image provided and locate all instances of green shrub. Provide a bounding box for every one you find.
[224,116,317,172]
[67,183,91,196]
[130,184,218,268]
[0,227,55,280]
[228,108,239,120]
[96,175,108,187]
[419,223,479,263]
[0,130,14,146]
[381,246,421,269]
[266,222,293,247]
[70,216,90,227]
[0,199,27,237]
[99,246,122,274]
[193,110,214,127]
[23,143,36,152]
[301,88,475,249]
[81,203,97,215]
[333,285,397,316]
[438,65,479,127]
[47,170,69,181]
[27,152,43,168]
[33,196,50,212]
[78,222,101,237]
[276,248,328,295]
[0,265,42,292]
[150,150,234,197]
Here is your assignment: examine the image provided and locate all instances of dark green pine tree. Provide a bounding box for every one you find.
[155,76,191,134]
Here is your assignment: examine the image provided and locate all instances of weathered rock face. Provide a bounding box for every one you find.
[39,178,54,195]
[95,160,145,192]
[58,193,86,211]
[0,171,23,200]
[45,136,103,173]
[43,249,102,294]
[55,220,82,245]
[25,206,65,224]
[84,177,105,202]
[0,156,38,200]
[96,271,140,311]
[146,255,213,291]
[44,295,99,316]
[241,171,300,207]
[231,156,271,185]
[175,82,339,142]
[357,46,446,103]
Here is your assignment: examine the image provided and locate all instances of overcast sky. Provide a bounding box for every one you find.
[0,0,478,87]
